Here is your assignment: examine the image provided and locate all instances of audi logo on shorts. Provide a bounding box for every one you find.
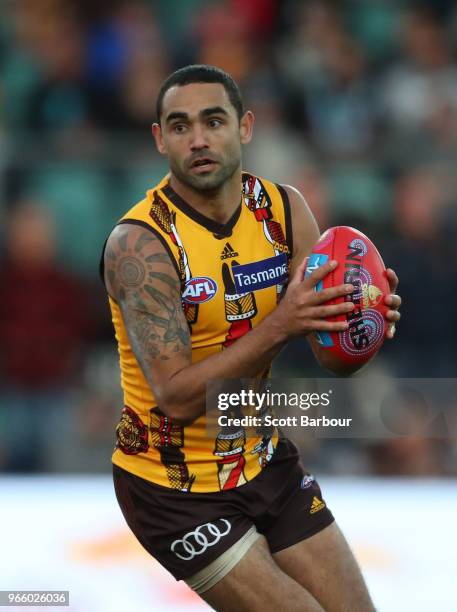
[170,519,232,561]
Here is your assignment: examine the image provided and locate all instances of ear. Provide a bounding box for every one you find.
[151,123,166,155]
[239,111,254,145]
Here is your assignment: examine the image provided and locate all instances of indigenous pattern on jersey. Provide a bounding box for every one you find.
[108,172,292,492]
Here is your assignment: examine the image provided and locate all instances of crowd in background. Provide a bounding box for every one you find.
[0,0,456,476]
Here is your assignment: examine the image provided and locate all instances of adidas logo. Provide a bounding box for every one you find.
[220,243,239,260]
[310,496,325,514]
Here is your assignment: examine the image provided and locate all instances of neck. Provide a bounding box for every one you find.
[169,170,242,225]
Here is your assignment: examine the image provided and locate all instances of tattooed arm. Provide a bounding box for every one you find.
[104,223,354,425]
[105,222,290,425]
[104,223,191,365]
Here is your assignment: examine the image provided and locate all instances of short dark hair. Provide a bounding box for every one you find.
[156,64,244,123]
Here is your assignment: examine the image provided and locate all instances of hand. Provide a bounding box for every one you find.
[273,257,355,339]
[384,268,402,339]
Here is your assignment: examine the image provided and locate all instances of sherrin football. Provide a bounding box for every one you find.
[305,226,390,365]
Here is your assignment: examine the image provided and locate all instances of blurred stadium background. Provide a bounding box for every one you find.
[0,0,456,610]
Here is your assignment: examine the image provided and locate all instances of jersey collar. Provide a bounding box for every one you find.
[161,182,242,238]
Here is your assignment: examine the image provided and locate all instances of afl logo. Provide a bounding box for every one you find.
[182,277,217,304]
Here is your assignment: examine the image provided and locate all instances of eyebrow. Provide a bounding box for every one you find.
[165,106,229,123]
[165,111,188,123]
[200,106,228,118]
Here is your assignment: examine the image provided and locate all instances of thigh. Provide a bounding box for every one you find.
[260,467,335,554]
[113,464,254,581]
[202,534,324,612]
[273,522,376,612]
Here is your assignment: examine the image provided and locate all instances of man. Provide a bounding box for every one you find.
[102,65,401,610]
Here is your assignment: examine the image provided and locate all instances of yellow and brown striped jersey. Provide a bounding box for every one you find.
[107,172,293,492]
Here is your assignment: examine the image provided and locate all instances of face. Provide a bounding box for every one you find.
[152,83,254,192]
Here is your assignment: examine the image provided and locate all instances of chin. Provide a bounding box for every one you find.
[187,173,226,192]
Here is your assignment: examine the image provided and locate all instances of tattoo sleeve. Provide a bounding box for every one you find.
[104,224,191,375]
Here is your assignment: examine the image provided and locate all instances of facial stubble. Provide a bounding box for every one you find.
[169,146,241,193]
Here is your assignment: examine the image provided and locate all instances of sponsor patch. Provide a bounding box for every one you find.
[310,496,325,514]
[232,253,288,293]
[182,277,217,304]
[170,519,232,561]
[300,474,315,489]
[220,243,239,260]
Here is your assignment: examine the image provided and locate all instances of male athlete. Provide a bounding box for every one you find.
[102,65,401,611]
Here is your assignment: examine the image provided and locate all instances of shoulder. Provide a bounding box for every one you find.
[280,185,319,235]
[105,220,154,251]
[278,184,321,270]
[103,222,180,300]
[279,185,314,218]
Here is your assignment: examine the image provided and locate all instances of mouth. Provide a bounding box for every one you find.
[190,158,218,173]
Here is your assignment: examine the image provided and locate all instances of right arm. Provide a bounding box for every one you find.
[104,223,350,425]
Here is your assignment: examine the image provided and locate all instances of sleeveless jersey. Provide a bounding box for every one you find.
[108,172,293,492]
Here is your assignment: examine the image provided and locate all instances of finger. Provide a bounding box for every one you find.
[385,310,401,322]
[302,259,338,289]
[308,302,355,318]
[386,324,396,340]
[290,255,311,287]
[386,268,399,293]
[310,320,350,332]
[384,293,402,309]
[308,283,355,305]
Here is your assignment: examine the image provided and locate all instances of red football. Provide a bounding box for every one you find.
[305,226,390,365]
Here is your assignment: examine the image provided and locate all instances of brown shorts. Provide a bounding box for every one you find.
[113,437,334,582]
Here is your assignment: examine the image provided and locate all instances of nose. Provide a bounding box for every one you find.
[189,124,209,151]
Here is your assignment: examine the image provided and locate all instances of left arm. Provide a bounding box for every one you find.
[282,184,401,375]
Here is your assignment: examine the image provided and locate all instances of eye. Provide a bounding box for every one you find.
[173,123,187,133]
[208,118,223,128]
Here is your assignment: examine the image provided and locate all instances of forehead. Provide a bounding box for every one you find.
[162,82,234,118]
